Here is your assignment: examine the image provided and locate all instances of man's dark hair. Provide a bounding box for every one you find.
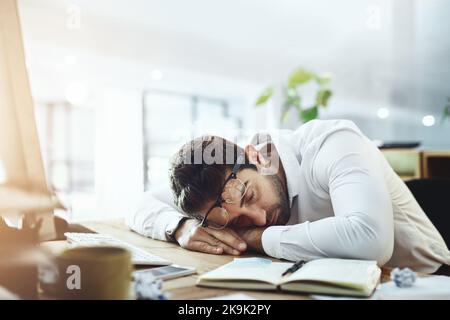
[169,135,255,215]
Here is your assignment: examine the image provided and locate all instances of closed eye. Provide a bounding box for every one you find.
[244,189,254,206]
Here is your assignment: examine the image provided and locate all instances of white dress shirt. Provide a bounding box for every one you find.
[128,119,450,273]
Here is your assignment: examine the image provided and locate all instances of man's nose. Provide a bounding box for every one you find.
[230,206,267,227]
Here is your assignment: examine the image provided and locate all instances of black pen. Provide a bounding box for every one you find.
[282,260,306,277]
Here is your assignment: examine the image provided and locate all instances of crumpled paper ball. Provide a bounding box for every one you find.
[390,267,417,288]
[133,272,168,300]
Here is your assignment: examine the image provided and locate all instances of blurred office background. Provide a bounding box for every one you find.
[17,0,450,221]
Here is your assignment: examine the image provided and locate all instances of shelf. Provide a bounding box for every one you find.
[422,150,450,179]
[382,149,450,180]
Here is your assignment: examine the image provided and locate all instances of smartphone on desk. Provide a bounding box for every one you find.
[133,265,197,281]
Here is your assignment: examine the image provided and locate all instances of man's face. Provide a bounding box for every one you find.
[200,167,291,229]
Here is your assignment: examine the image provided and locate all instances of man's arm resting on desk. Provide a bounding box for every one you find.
[127,187,247,255]
[127,190,187,241]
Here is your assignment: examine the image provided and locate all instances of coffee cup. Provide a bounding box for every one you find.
[40,246,132,299]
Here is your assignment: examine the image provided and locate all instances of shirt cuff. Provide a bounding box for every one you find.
[262,225,288,259]
[165,216,188,242]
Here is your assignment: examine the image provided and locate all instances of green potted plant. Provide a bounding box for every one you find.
[255,68,333,124]
[443,97,450,122]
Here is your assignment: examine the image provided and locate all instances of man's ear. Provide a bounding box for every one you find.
[244,145,270,169]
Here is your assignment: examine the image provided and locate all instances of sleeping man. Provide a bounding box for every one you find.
[128,119,450,273]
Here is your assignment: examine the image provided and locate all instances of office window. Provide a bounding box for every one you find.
[142,89,244,190]
[35,101,95,217]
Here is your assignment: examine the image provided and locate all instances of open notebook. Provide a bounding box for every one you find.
[197,258,381,297]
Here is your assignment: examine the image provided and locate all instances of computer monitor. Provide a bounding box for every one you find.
[0,0,56,240]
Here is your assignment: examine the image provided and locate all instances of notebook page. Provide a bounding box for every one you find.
[199,258,292,285]
[282,259,379,287]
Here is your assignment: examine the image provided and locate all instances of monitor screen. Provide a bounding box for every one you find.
[0,0,55,240]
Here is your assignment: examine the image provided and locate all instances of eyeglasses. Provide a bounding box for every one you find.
[200,156,249,230]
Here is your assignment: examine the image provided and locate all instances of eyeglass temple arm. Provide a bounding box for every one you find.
[201,155,245,227]
[232,155,245,175]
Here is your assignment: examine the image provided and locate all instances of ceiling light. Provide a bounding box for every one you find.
[422,115,435,127]
[377,107,389,119]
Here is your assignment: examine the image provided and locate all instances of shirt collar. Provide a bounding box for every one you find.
[250,130,301,207]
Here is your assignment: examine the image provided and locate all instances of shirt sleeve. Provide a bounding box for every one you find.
[126,183,187,242]
[261,129,395,265]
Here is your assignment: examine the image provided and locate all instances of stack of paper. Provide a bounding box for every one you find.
[313,275,450,300]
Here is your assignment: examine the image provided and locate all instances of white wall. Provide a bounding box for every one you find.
[21,39,262,221]
[92,90,142,219]
[15,0,450,219]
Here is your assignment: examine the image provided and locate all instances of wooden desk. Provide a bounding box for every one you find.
[41,219,393,300]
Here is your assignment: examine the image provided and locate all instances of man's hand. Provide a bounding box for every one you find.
[174,219,247,255]
[234,227,266,253]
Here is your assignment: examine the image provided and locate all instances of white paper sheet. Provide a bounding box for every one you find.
[312,275,450,300]
[205,293,256,300]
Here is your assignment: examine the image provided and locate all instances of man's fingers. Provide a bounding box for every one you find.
[191,241,223,255]
[226,228,247,241]
[204,227,247,252]
[198,230,241,255]
[218,244,241,256]
[219,229,246,254]
[179,225,243,255]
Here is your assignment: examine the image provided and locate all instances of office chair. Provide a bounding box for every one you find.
[405,179,450,248]
[406,178,450,275]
